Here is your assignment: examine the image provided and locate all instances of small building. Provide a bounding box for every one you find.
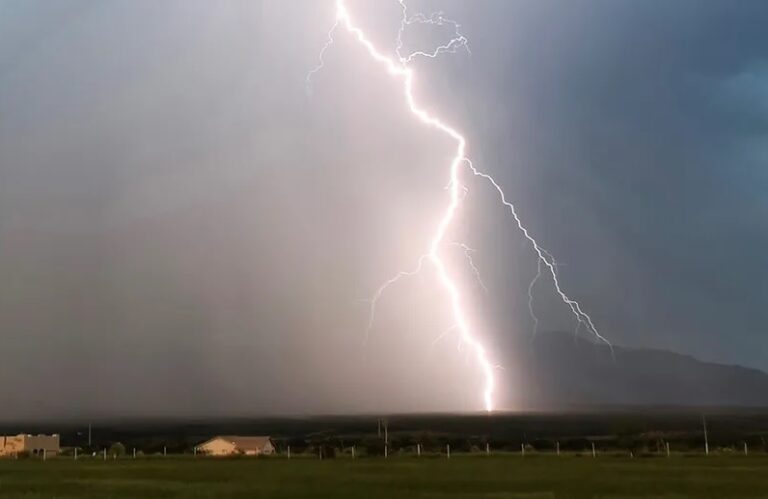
[196,436,275,456]
[0,434,60,457]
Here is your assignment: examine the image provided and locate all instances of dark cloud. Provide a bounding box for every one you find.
[443,0,768,372]
[0,0,766,417]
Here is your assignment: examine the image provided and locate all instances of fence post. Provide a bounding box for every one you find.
[417,443,421,457]
[703,416,709,456]
[556,441,560,456]
[74,448,78,461]
[744,442,748,456]
[486,443,490,456]
[351,446,355,459]
[287,446,291,459]
[591,442,596,458]
[446,444,450,459]
[521,444,525,457]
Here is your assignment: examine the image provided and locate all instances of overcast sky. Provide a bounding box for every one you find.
[0,0,766,417]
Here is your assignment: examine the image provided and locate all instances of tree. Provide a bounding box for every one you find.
[109,442,126,457]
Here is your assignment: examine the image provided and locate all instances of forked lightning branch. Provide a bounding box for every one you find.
[308,0,611,412]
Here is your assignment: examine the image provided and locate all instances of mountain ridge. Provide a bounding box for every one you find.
[517,331,768,408]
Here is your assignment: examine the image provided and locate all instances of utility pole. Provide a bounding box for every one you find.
[703,415,709,456]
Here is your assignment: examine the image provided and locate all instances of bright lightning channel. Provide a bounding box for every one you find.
[308,0,611,413]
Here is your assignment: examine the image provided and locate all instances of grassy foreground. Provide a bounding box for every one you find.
[0,455,766,498]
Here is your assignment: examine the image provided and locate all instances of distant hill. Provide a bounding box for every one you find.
[517,331,768,408]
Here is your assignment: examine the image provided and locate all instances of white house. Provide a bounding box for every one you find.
[196,436,275,456]
[0,434,60,457]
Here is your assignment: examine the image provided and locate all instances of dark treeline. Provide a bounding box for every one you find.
[1,409,767,457]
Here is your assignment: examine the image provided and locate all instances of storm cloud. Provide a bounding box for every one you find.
[0,0,766,418]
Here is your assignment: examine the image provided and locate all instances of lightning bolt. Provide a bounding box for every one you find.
[465,160,613,352]
[396,0,470,63]
[308,0,611,413]
[527,249,558,337]
[527,257,542,337]
[451,242,488,294]
[306,20,339,95]
[365,254,428,342]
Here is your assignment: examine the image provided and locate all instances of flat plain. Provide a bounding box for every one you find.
[0,455,767,499]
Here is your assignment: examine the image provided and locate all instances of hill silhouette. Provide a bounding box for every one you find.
[518,331,768,408]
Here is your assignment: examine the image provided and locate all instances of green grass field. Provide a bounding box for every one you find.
[0,456,767,498]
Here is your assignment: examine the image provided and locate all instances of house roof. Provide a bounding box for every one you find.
[200,436,273,451]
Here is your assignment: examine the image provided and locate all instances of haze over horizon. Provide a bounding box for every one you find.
[1,0,766,418]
